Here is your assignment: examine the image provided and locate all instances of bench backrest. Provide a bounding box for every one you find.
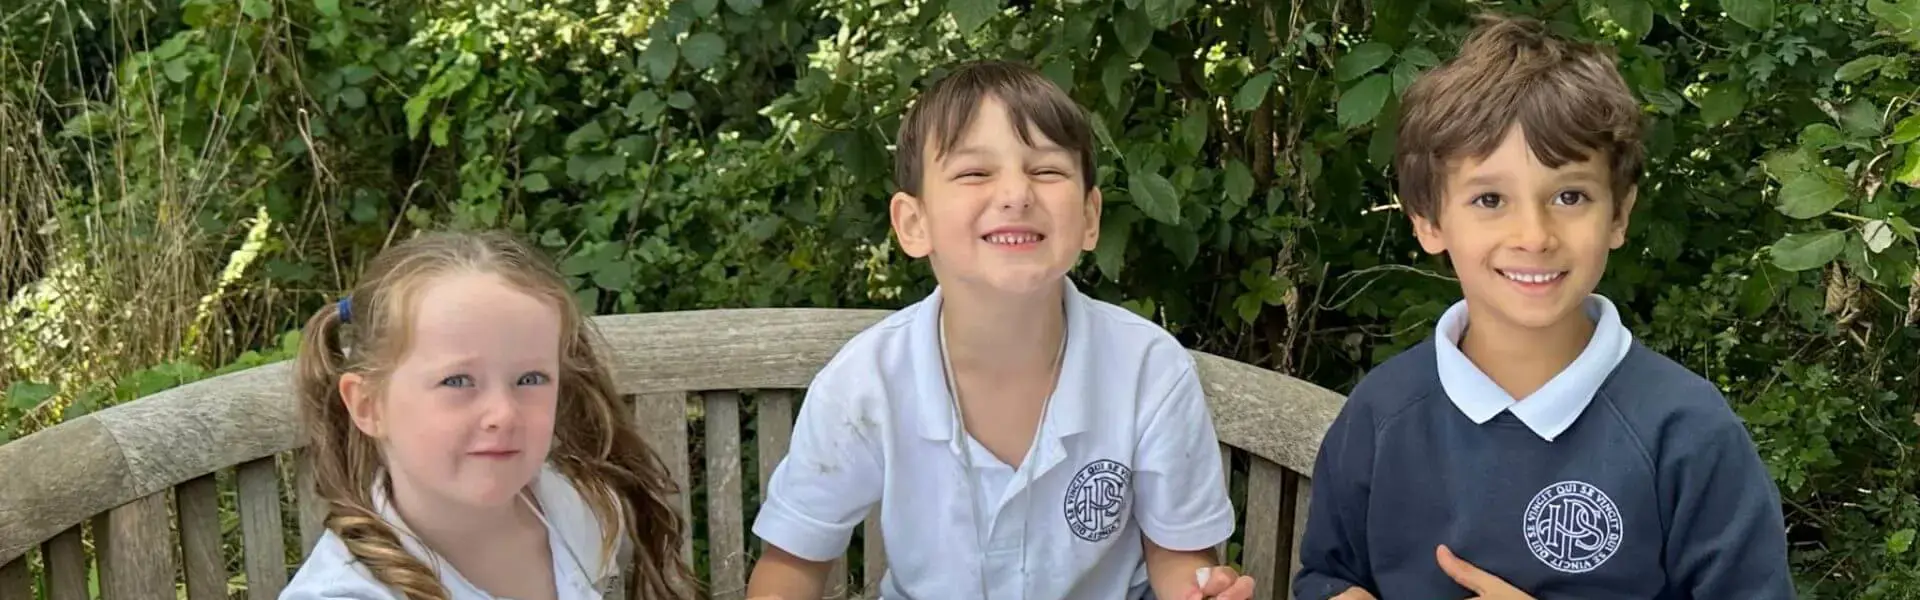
[0,308,1345,600]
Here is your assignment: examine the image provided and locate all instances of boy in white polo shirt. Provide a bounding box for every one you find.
[745,61,1256,600]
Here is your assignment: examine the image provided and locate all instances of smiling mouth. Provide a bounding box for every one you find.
[983,232,1044,245]
[469,450,520,459]
[1498,269,1567,284]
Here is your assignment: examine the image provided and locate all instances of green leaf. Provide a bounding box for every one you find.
[1101,54,1130,107]
[1723,0,1775,30]
[1608,0,1654,40]
[1400,47,1440,68]
[154,36,189,60]
[1799,123,1844,151]
[566,121,607,151]
[342,65,376,85]
[1129,172,1182,224]
[1864,220,1895,253]
[6,382,55,412]
[1094,207,1141,281]
[1771,230,1847,271]
[1224,160,1255,205]
[692,0,719,16]
[1841,100,1884,137]
[1390,62,1418,94]
[1866,0,1920,47]
[1159,222,1200,267]
[1334,42,1394,82]
[1889,216,1918,245]
[1890,529,1917,555]
[1233,73,1275,112]
[1144,0,1191,28]
[681,33,727,70]
[315,0,340,17]
[949,0,1000,35]
[521,173,551,193]
[241,0,273,19]
[1895,143,1920,187]
[1233,292,1264,325]
[642,41,678,80]
[1176,110,1208,155]
[725,0,761,14]
[403,94,430,139]
[1114,8,1153,59]
[1889,114,1920,144]
[1763,148,1815,180]
[164,59,191,83]
[593,260,632,290]
[1337,74,1393,129]
[1836,55,1891,81]
[339,87,366,109]
[1695,84,1746,125]
[1777,167,1849,219]
[1041,61,1074,91]
[669,91,696,109]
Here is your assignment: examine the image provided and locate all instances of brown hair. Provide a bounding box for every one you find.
[1395,13,1644,221]
[894,60,1097,196]
[294,230,693,600]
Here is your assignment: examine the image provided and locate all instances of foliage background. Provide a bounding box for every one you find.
[3,0,1919,596]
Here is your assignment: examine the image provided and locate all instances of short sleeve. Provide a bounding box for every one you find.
[750,379,886,562]
[1131,362,1237,551]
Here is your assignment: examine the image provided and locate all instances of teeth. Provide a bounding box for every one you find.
[1502,270,1565,284]
[985,232,1042,245]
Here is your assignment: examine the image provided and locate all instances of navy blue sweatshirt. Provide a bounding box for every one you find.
[1291,339,1795,599]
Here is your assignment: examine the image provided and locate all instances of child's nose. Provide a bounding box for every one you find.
[479,389,519,430]
[1509,206,1558,252]
[995,178,1035,210]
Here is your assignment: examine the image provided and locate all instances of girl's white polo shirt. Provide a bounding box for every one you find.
[753,279,1237,599]
[281,463,624,599]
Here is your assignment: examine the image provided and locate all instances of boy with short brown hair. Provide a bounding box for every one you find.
[747,60,1256,600]
[1293,14,1794,599]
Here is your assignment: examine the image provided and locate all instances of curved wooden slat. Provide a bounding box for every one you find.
[0,309,1345,566]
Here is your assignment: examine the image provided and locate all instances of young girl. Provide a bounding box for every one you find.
[282,231,693,600]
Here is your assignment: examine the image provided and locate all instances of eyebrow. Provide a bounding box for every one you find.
[939,145,1074,165]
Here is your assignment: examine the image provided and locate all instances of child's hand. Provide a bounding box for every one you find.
[1331,586,1378,599]
[1186,566,1256,600]
[1436,544,1536,600]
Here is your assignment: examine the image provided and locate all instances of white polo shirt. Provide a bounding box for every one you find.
[282,463,623,599]
[1433,294,1634,442]
[752,279,1237,600]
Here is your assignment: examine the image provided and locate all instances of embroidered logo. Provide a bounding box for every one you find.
[1063,459,1131,542]
[1523,480,1624,573]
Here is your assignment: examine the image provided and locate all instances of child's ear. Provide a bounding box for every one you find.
[1080,187,1103,251]
[1411,210,1447,255]
[339,373,383,439]
[890,191,933,258]
[1609,185,1638,250]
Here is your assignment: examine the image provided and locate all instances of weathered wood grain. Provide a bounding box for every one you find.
[0,553,29,600]
[237,456,288,599]
[705,391,746,600]
[100,492,174,600]
[176,473,226,600]
[634,392,693,568]
[1242,458,1288,600]
[295,449,325,557]
[42,525,88,600]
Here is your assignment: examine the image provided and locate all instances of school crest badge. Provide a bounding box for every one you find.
[1063,459,1131,542]
[1523,480,1624,573]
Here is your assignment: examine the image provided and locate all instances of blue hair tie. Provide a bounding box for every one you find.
[337,297,353,324]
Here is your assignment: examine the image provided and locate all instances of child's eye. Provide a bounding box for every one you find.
[516,372,551,386]
[440,374,475,388]
[954,170,988,181]
[1030,168,1069,181]
[1470,193,1504,209]
[1554,190,1590,206]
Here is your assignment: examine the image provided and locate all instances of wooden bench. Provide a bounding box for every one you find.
[0,308,1345,600]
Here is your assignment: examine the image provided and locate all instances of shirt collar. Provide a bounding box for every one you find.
[912,277,1092,443]
[1433,294,1633,442]
[370,463,605,596]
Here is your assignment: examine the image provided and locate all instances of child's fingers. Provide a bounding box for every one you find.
[1215,575,1256,599]
[1198,565,1240,594]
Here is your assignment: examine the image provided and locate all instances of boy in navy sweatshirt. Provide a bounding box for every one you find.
[1291,14,1795,600]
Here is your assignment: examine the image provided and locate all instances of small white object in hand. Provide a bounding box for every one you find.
[1195,567,1210,589]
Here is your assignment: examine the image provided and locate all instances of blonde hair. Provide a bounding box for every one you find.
[294,230,694,599]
